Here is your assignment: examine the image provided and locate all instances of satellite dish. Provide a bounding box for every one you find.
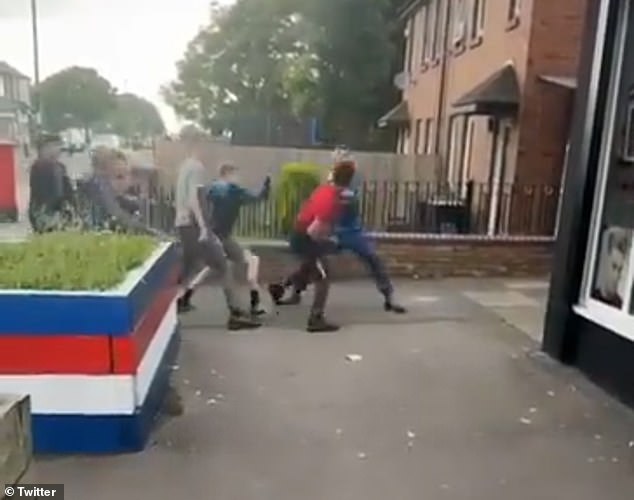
[393,72,408,90]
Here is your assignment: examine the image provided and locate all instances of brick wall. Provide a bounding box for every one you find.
[247,237,553,283]
[516,0,590,185]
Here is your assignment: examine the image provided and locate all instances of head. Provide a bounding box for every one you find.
[110,150,132,195]
[218,162,239,183]
[38,134,62,160]
[331,160,356,188]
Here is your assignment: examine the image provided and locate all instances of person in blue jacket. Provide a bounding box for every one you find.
[204,163,271,315]
[274,148,406,314]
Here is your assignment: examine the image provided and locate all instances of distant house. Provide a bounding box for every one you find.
[0,61,32,153]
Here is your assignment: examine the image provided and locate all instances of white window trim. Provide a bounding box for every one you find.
[424,2,436,64]
[508,0,521,23]
[424,118,434,154]
[577,0,634,341]
[414,119,423,154]
[470,0,486,41]
[447,117,463,183]
[432,0,446,61]
[453,0,466,47]
[460,118,475,197]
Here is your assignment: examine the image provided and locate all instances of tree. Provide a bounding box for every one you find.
[38,67,116,133]
[162,0,308,134]
[164,0,402,149]
[102,93,165,138]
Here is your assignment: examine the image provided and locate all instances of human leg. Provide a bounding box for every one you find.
[222,237,265,315]
[198,232,262,330]
[347,233,407,314]
[176,225,203,313]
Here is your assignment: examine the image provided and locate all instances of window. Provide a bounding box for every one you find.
[447,115,466,183]
[459,118,475,196]
[418,6,427,67]
[405,17,416,74]
[0,77,5,98]
[507,0,520,29]
[432,0,446,62]
[424,118,435,154]
[414,119,423,153]
[470,0,486,43]
[577,0,634,341]
[452,0,467,50]
[424,2,436,64]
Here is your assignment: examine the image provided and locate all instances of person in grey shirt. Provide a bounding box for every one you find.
[174,131,261,331]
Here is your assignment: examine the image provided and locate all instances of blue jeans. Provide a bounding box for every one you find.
[337,230,393,297]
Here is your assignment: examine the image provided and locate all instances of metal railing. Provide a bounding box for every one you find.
[140,181,561,239]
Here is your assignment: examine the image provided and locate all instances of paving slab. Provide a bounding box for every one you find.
[24,281,634,500]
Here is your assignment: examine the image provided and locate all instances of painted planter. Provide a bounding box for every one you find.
[0,242,180,454]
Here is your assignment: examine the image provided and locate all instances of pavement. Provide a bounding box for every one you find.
[24,279,634,499]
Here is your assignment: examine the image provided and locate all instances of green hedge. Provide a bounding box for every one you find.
[0,232,157,291]
[274,162,322,234]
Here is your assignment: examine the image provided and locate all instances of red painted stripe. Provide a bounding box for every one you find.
[0,336,112,374]
[111,285,177,374]
[0,281,177,375]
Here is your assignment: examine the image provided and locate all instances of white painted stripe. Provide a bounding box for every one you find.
[0,242,172,297]
[135,302,178,406]
[0,375,135,415]
[0,301,178,415]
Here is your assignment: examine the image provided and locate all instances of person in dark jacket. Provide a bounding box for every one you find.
[28,133,75,232]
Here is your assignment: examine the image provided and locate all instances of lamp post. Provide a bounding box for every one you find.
[30,0,41,126]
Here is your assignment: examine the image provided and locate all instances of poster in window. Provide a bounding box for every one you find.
[591,226,632,309]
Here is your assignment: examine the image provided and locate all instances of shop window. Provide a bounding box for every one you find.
[577,3,634,341]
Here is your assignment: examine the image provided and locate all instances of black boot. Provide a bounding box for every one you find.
[268,283,285,305]
[250,289,266,316]
[177,289,195,313]
[227,309,262,331]
[307,313,340,333]
[384,299,407,314]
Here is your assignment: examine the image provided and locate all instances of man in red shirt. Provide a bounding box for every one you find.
[269,161,356,332]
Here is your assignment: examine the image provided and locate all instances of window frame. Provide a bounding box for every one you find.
[447,114,466,184]
[507,0,521,30]
[432,0,445,64]
[576,0,634,342]
[452,0,467,53]
[424,118,435,154]
[414,119,423,153]
[470,0,486,46]
[621,91,634,161]
[423,1,437,66]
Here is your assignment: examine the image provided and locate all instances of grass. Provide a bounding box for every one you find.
[0,232,158,291]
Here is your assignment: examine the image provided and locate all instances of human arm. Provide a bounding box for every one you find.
[189,163,210,239]
[94,178,162,237]
[237,176,271,204]
[306,187,340,240]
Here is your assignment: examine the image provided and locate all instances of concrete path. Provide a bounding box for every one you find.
[25,280,634,499]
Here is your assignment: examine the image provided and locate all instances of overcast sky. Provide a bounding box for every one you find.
[0,0,223,131]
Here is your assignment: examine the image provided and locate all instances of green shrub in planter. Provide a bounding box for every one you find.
[0,232,157,291]
[274,162,322,234]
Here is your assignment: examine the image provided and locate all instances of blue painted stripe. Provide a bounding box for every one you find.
[0,244,179,337]
[32,327,180,454]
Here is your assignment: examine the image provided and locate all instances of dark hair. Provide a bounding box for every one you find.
[331,160,356,187]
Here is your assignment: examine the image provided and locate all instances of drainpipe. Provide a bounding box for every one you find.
[434,0,452,157]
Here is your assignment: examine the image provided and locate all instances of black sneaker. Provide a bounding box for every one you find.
[228,311,262,331]
[177,297,196,314]
[307,314,340,333]
[385,301,407,314]
[268,283,285,305]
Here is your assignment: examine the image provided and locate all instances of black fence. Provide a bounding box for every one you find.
[139,181,561,239]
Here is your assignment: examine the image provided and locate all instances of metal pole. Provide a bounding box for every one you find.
[31,0,41,125]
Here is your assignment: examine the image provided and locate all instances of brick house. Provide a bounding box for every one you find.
[379,0,589,234]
